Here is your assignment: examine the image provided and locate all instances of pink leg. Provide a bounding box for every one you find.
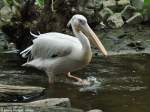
[67,72,82,82]
[67,72,90,85]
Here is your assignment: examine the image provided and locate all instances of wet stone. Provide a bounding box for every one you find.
[127,41,145,51]
[0,0,4,9]
[0,98,83,112]
[107,13,124,28]
[0,31,8,51]
[28,98,71,108]
[87,109,103,112]
[103,0,116,10]
[0,84,45,102]
[131,0,144,10]
[0,106,83,112]
[0,6,13,23]
[86,0,95,9]
[98,7,113,22]
[126,12,143,24]
[121,5,136,20]
[117,0,130,8]
[95,0,103,9]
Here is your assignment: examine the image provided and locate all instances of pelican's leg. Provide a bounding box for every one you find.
[67,72,90,85]
[67,72,82,82]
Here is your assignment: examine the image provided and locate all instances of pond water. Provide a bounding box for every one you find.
[0,53,150,112]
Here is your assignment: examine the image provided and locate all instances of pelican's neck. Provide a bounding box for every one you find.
[72,24,92,64]
[72,25,91,51]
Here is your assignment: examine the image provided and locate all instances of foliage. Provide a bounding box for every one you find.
[140,0,150,15]
[144,0,150,6]
[35,0,44,8]
[2,0,13,6]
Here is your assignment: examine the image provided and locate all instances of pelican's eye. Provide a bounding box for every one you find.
[79,19,86,25]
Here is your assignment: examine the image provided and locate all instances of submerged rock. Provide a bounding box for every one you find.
[127,41,145,51]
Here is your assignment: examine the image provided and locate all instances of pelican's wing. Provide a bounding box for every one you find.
[31,33,80,59]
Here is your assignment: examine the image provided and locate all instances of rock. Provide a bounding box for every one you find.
[98,7,113,21]
[103,0,117,10]
[117,0,130,9]
[0,98,83,112]
[80,8,95,24]
[78,0,94,11]
[86,0,95,9]
[0,84,45,95]
[126,12,143,24]
[83,8,95,16]
[0,6,13,23]
[77,0,96,25]
[121,5,136,20]
[127,41,145,51]
[143,6,150,22]
[131,0,144,10]
[0,98,71,107]
[95,0,103,9]
[29,98,71,108]
[87,109,103,112]
[107,13,124,28]
[0,84,45,102]
[78,0,103,10]
[0,31,8,51]
[0,105,83,112]
[0,0,4,9]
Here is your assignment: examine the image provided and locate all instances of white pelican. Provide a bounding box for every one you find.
[20,14,108,85]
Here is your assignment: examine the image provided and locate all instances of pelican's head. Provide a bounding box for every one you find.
[67,14,108,56]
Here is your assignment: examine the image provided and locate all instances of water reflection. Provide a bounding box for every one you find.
[0,53,150,112]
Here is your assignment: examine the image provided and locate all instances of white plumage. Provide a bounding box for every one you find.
[21,14,107,85]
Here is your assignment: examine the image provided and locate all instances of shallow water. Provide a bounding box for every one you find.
[0,53,150,112]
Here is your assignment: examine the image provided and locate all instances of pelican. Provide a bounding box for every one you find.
[20,14,108,85]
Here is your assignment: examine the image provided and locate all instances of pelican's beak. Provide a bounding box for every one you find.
[81,24,108,56]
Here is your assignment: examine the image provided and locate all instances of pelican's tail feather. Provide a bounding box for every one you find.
[22,58,43,70]
[30,32,39,38]
[20,45,32,58]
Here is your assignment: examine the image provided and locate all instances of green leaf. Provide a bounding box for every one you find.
[144,0,150,5]
[35,0,44,7]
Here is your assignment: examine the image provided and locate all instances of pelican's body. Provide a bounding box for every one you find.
[21,15,107,84]
[29,32,92,74]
